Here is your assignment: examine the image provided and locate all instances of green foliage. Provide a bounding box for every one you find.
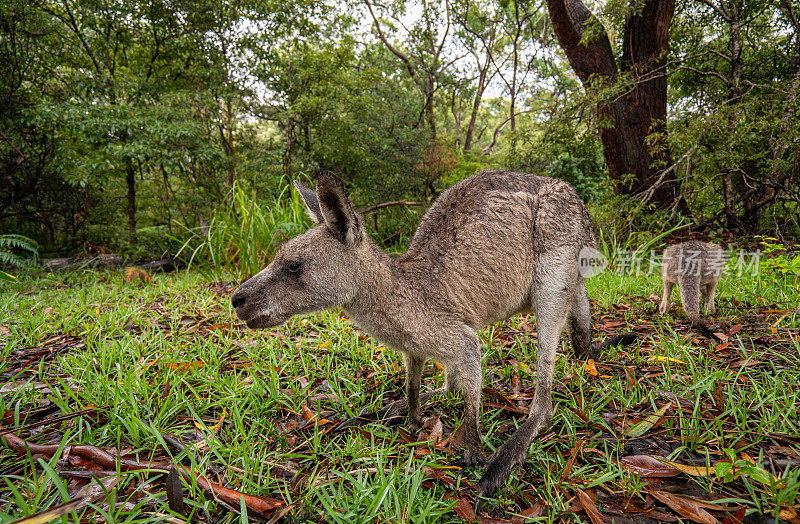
[666,0,800,234]
[0,234,39,281]
[2,0,800,256]
[315,454,453,522]
[757,238,800,280]
[189,182,310,279]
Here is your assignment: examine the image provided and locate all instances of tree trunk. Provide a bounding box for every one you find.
[451,89,462,147]
[225,95,235,186]
[545,0,687,211]
[463,58,490,150]
[125,159,136,242]
[423,76,436,137]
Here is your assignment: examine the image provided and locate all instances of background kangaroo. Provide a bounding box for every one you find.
[658,240,723,342]
[231,170,623,508]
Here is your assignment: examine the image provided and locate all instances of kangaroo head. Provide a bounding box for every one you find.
[231,172,367,329]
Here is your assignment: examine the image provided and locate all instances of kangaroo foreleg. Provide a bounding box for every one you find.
[446,337,485,468]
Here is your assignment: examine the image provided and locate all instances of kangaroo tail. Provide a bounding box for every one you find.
[692,322,722,343]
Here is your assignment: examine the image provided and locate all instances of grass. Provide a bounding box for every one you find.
[0,260,798,523]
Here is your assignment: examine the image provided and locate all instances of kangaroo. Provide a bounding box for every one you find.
[231,170,631,510]
[658,240,723,342]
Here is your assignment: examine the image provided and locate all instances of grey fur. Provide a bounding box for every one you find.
[231,170,599,506]
[658,240,723,338]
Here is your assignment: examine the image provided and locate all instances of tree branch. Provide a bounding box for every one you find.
[364,0,416,78]
[544,0,617,84]
[359,200,426,215]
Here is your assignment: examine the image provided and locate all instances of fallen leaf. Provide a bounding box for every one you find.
[650,490,719,524]
[722,507,746,524]
[661,460,715,477]
[422,417,443,444]
[619,455,680,478]
[585,359,598,377]
[453,498,476,522]
[663,494,740,512]
[8,499,87,524]
[647,356,686,365]
[449,422,465,451]
[301,405,317,422]
[165,361,204,371]
[124,267,152,283]
[511,503,545,523]
[560,439,584,485]
[576,488,607,524]
[626,403,670,438]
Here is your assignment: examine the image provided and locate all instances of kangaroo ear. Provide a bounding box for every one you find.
[315,171,362,246]
[294,180,324,224]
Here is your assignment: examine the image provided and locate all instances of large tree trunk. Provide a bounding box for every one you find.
[545,0,687,211]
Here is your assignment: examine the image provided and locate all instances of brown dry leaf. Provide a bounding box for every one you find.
[8,499,87,524]
[560,439,584,485]
[576,488,607,524]
[453,498,476,522]
[449,422,465,451]
[624,366,636,388]
[124,267,152,283]
[585,359,599,377]
[301,405,317,422]
[619,455,680,478]
[165,361,204,372]
[739,452,785,487]
[511,503,545,523]
[664,494,740,512]
[426,417,443,444]
[650,490,719,524]
[9,475,118,524]
[721,507,746,524]
[661,459,714,477]
[210,409,227,433]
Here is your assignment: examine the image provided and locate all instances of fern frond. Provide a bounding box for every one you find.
[0,233,39,268]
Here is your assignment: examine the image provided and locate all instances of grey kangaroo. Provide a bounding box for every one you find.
[231,170,630,509]
[658,240,723,342]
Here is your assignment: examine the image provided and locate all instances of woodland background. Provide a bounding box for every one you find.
[1,0,799,262]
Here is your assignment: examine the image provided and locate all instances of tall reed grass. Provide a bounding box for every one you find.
[181,182,309,280]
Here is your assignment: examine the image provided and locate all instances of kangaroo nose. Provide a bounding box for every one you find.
[231,292,247,309]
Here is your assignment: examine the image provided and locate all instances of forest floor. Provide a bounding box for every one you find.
[1,265,799,523]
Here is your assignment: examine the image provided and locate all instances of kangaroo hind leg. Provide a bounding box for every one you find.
[476,260,574,509]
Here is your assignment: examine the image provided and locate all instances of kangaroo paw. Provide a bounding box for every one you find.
[474,415,550,513]
[474,456,514,513]
[450,451,485,469]
[380,399,409,421]
[405,416,423,433]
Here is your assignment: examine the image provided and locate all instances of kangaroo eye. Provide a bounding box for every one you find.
[285,260,303,274]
